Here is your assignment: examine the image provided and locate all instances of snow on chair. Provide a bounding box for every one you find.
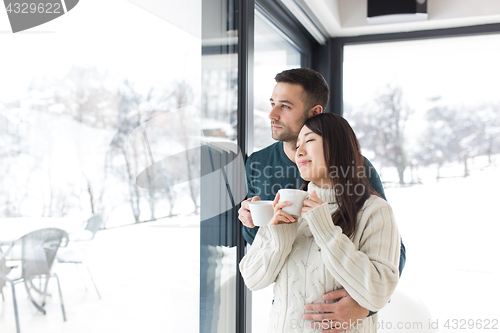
[0,228,69,333]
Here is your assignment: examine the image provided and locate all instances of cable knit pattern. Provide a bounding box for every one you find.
[239,182,400,333]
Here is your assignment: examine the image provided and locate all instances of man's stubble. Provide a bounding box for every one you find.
[271,111,310,144]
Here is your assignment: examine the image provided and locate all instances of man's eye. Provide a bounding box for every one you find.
[282,105,290,109]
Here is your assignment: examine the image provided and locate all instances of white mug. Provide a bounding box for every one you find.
[278,189,309,218]
[248,201,274,227]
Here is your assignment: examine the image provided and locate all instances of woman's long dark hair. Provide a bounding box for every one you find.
[299,113,376,238]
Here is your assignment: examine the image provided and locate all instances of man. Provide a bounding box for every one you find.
[238,68,406,332]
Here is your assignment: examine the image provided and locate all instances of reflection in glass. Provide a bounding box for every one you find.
[250,10,302,333]
[199,0,241,332]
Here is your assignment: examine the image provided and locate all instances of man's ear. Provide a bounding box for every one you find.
[309,105,323,117]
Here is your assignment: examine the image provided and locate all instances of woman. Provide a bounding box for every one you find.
[239,113,400,333]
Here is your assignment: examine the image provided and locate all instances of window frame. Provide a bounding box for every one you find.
[235,1,318,332]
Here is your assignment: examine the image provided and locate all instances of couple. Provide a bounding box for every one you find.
[238,68,405,332]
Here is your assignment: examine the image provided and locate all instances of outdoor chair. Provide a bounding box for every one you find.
[1,255,8,301]
[0,228,69,333]
[56,214,103,299]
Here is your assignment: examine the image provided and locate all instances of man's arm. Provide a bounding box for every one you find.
[242,224,259,245]
[303,158,406,330]
[363,156,406,275]
[364,158,407,318]
[363,157,386,200]
[241,156,260,245]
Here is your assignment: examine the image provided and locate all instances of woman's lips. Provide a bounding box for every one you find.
[297,160,310,167]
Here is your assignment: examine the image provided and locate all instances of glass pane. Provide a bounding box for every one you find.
[250,11,302,333]
[252,11,302,152]
[0,1,201,332]
[199,0,242,332]
[343,35,500,324]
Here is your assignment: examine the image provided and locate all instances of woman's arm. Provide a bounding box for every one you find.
[239,223,298,291]
[304,198,400,312]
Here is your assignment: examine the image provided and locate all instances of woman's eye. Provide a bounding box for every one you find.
[306,139,314,143]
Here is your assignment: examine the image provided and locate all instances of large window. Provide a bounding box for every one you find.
[252,10,302,152]
[343,34,500,324]
[0,1,203,332]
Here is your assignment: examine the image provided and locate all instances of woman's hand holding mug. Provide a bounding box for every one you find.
[269,193,297,225]
[301,191,324,216]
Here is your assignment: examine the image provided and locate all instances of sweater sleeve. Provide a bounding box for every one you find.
[303,200,400,312]
[239,222,299,291]
[242,156,259,245]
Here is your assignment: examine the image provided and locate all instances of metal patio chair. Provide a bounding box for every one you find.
[56,214,103,299]
[0,228,69,333]
[1,255,8,301]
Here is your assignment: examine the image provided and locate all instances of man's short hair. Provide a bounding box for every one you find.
[274,68,330,111]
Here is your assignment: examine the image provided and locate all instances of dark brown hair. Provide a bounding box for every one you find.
[275,68,329,112]
[299,113,376,238]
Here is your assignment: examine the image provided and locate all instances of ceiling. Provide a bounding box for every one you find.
[303,0,500,37]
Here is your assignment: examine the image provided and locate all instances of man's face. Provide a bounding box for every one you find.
[269,82,310,143]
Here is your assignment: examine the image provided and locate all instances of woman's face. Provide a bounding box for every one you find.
[295,125,331,188]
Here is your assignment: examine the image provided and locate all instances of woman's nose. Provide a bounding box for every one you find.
[296,146,305,156]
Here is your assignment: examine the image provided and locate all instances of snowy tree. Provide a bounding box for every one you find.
[419,98,487,178]
[107,79,185,222]
[169,81,200,215]
[23,66,119,218]
[475,103,500,163]
[351,85,413,184]
[26,66,118,128]
[415,97,453,180]
[0,105,26,216]
[107,80,145,223]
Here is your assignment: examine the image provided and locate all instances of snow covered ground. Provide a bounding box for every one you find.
[1,158,499,333]
[384,157,500,328]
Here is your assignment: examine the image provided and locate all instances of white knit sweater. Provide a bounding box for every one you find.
[239,182,400,333]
